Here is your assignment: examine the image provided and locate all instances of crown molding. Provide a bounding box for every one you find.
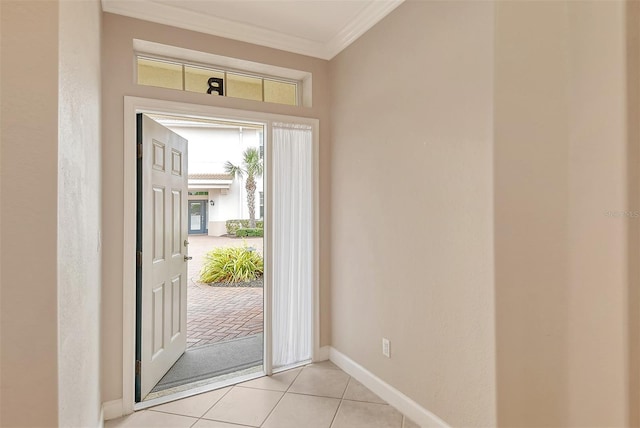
[102,0,404,60]
[326,0,404,58]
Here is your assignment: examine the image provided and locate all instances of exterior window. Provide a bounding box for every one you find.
[259,191,264,219]
[259,131,264,159]
[136,56,300,106]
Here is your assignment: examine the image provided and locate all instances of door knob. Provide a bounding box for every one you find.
[184,255,192,261]
[184,240,189,247]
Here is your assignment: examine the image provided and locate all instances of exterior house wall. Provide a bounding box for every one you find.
[101,13,331,406]
[166,126,264,236]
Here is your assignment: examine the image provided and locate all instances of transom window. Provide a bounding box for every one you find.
[137,56,298,106]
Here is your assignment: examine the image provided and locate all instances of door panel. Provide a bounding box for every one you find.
[171,191,182,255]
[153,187,165,262]
[138,114,188,400]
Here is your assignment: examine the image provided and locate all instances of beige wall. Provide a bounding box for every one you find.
[495,1,633,425]
[627,3,640,426]
[1,0,102,426]
[101,13,331,404]
[331,0,639,426]
[494,2,571,425]
[57,0,102,426]
[566,3,631,425]
[1,1,61,425]
[329,2,496,426]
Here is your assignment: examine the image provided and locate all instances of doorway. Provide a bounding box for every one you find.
[123,97,320,412]
[136,113,267,401]
[188,200,208,234]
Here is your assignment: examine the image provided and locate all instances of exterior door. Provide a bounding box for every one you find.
[136,114,188,400]
[188,200,207,234]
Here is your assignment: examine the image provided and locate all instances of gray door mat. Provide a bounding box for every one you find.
[151,333,263,393]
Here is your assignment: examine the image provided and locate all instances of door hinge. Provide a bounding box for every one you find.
[135,360,141,376]
[137,143,143,159]
[136,251,142,267]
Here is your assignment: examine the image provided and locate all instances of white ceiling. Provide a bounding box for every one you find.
[101,0,404,60]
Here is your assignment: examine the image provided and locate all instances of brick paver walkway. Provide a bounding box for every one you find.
[186,235,264,349]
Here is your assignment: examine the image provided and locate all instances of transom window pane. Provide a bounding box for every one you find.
[226,73,262,101]
[264,80,297,106]
[185,66,224,95]
[137,58,183,90]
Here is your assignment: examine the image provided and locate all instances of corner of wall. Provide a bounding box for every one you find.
[329,347,450,427]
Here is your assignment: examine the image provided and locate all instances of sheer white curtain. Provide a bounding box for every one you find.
[272,122,313,368]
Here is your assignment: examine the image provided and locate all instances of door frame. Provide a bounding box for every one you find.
[122,96,321,414]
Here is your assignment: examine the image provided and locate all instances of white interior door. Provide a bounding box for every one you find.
[139,114,188,399]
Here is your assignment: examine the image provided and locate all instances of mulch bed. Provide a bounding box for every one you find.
[204,276,264,288]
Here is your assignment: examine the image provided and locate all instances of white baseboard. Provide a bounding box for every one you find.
[329,347,449,428]
[314,345,330,361]
[102,399,124,421]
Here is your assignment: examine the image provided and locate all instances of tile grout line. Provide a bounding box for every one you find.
[283,390,346,399]
[146,385,232,418]
[256,391,286,427]
[341,376,352,400]
[328,399,344,428]
[341,375,404,428]
[191,385,234,425]
[327,373,352,428]
[188,413,199,428]
[283,366,305,394]
[257,367,306,428]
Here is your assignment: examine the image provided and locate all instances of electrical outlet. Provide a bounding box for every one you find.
[382,338,390,358]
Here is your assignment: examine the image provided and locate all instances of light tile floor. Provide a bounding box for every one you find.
[106,361,421,428]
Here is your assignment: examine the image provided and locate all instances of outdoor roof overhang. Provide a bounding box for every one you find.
[188,179,233,190]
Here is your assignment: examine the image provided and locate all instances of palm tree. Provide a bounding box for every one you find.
[225,147,263,228]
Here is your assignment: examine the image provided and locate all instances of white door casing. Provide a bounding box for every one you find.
[139,114,188,399]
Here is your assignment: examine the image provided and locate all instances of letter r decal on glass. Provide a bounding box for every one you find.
[207,77,224,96]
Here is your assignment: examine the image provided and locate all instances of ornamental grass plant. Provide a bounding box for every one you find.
[199,245,264,284]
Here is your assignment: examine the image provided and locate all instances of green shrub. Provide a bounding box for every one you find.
[236,228,263,237]
[225,220,244,235]
[225,219,264,235]
[199,246,264,284]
